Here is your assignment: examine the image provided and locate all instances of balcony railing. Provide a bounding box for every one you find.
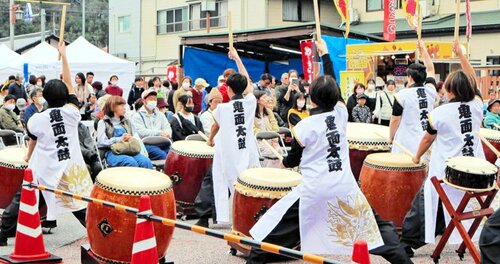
[156,15,227,35]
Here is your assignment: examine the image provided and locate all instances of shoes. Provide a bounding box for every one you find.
[0,232,7,247]
[404,245,415,258]
[195,217,209,228]
[41,220,57,229]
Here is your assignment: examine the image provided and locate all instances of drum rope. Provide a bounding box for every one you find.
[26,183,342,264]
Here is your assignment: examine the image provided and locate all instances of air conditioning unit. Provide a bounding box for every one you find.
[115,53,127,59]
[350,8,360,23]
[420,0,434,18]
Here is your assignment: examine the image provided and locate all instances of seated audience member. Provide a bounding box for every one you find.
[484,98,500,130]
[78,122,102,182]
[83,94,97,120]
[97,96,152,168]
[16,99,27,128]
[157,97,174,123]
[287,92,309,130]
[92,81,107,99]
[127,77,145,110]
[24,88,46,125]
[200,89,223,137]
[173,77,192,112]
[352,94,372,123]
[191,78,209,115]
[132,90,172,160]
[170,94,204,141]
[253,91,282,168]
[104,75,123,96]
[0,95,24,146]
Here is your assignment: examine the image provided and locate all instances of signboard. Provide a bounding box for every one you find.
[340,71,365,100]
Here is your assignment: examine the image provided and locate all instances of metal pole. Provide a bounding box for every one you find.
[9,0,14,50]
[82,0,85,37]
[41,8,46,42]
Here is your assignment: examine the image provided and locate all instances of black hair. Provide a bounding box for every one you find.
[171,82,178,91]
[75,72,86,85]
[260,73,273,81]
[178,94,193,107]
[134,77,144,82]
[292,92,306,111]
[386,80,396,86]
[134,98,143,111]
[29,75,37,85]
[254,90,268,118]
[353,83,365,93]
[8,75,15,81]
[407,63,427,86]
[310,75,340,112]
[425,77,437,88]
[152,76,161,82]
[43,80,69,108]
[366,79,375,85]
[4,94,16,103]
[163,80,170,88]
[443,70,475,102]
[147,79,154,88]
[30,87,43,99]
[226,73,247,95]
[86,72,94,77]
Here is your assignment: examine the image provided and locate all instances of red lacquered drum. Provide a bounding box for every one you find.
[87,167,176,263]
[164,141,214,216]
[0,147,28,208]
[360,153,426,228]
[231,168,302,254]
[347,123,391,181]
[479,128,500,164]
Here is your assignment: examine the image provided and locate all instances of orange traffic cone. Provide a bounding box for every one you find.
[130,195,159,264]
[352,240,370,264]
[0,169,61,263]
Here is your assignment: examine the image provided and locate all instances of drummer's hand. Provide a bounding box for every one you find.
[207,138,215,147]
[412,156,420,164]
[24,155,30,163]
[228,47,239,61]
[388,137,393,144]
[315,38,329,57]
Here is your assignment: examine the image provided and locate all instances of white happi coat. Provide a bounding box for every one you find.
[250,103,384,254]
[424,97,485,244]
[393,84,437,154]
[28,104,93,220]
[212,93,260,223]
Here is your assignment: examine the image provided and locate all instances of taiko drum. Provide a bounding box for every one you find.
[86,167,176,263]
[360,153,426,228]
[479,128,500,164]
[0,147,30,208]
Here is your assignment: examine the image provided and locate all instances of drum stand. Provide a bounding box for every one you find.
[430,176,498,264]
[81,244,174,264]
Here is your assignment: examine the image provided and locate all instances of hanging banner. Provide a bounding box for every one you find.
[333,0,350,38]
[166,65,177,82]
[402,0,419,31]
[300,40,314,84]
[383,0,396,41]
[465,0,472,39]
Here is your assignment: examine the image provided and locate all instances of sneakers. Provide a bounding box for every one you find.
[195,217,209,228]
[41,220,57,228]
[0,232,7,247]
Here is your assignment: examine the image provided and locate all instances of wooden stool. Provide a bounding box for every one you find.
[430,176,498,264]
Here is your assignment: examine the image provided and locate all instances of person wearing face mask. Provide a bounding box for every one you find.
[287,92,310,130]
[132,89,173,160]
[24,88,46,125]
[373,80,396,126]
[127,77,145,110]
[170,94,204,141]
[191,78,210,115]
[0,95,24,145]
[277,70,305,124]
[200,88,223,137]
[104,74,123,97]
[365,79,378,112]
[346,83,366,122]
[173,77,192,113]
[253,91,282,168]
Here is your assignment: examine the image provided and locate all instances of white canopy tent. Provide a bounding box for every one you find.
[0,44,22,81]
[66,37,135,98]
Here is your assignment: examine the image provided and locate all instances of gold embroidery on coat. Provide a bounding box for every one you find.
[56,164,92,209]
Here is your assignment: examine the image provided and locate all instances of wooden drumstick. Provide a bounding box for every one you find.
[228,11,233,50]
[494,123,500,130]
[58,5,67,61]
[313,0,321,40]
[197,131,209,141]
[374,131,415,158]
[262,139,283,161]
[477,132,500,158]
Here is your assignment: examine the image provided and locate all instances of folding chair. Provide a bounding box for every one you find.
[255,131,288,167]
[89,129,107,170]
[142,136,172,172]
[278,127,293,153]
[0,129,22,147]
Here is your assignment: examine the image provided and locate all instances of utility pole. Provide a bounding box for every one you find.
[82,0,85,37]
[41,8,46,42]
[9,0,14,50]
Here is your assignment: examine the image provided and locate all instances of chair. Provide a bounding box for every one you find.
[89,128,107,170]
[142,136,172,172]
[255,131,288,167]
[185,134,206,142]
[0,129,23,147]
[278,127,293,153]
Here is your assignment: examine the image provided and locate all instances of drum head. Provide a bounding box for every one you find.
[446,156,497,175]
[347,123,391,150]
[364,153,426,170]
[171,141,214,158]
[236,168,302,199]
[480,128,500,143]
[0,147,28,168]
[95,167,172,195]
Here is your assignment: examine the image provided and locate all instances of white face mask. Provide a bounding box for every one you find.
[4,104,15,111]
[182,82,190,90]
[146,101,157,110]
[36,81,43,86]
[111,81,118,86]
[367,84,376,90]
[37,97,46,105]
[297,100,305,108]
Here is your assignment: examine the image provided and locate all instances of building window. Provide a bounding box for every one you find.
[118,16,130,33]
[157,7,188,34]
[282,0,314,22]
[189,0,227,30]
[366,0,406,12]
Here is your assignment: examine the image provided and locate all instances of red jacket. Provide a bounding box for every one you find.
[190,88,203,115]
[105,85,123,97]
[219,83,230,103]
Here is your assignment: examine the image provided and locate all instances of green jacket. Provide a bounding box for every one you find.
[0,108,23,132]
[483,111,500,130]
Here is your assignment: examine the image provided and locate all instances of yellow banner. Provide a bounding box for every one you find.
[340,71,365,100]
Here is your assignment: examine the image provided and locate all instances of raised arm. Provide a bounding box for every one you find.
[58,43,75,95]
[228,47,253,95]
[417,39,435,78]
[453,40,475,77]
[315,38,335,79]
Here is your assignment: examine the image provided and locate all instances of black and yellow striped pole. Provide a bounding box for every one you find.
[31,183,342,264]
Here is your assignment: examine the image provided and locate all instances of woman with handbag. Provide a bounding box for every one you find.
[373,80,396,126]
[97,96,152,168]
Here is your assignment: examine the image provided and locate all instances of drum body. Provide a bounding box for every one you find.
[479,128,500,164]
[360,153,426,228]
[232,168,301,253]
[164,141,214,216]
[445,156,497,191]
[87,167,176,263]
[347,123,391,181]
[0,147,29,208]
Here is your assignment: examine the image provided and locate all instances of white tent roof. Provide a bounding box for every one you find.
[0,44,20,63]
